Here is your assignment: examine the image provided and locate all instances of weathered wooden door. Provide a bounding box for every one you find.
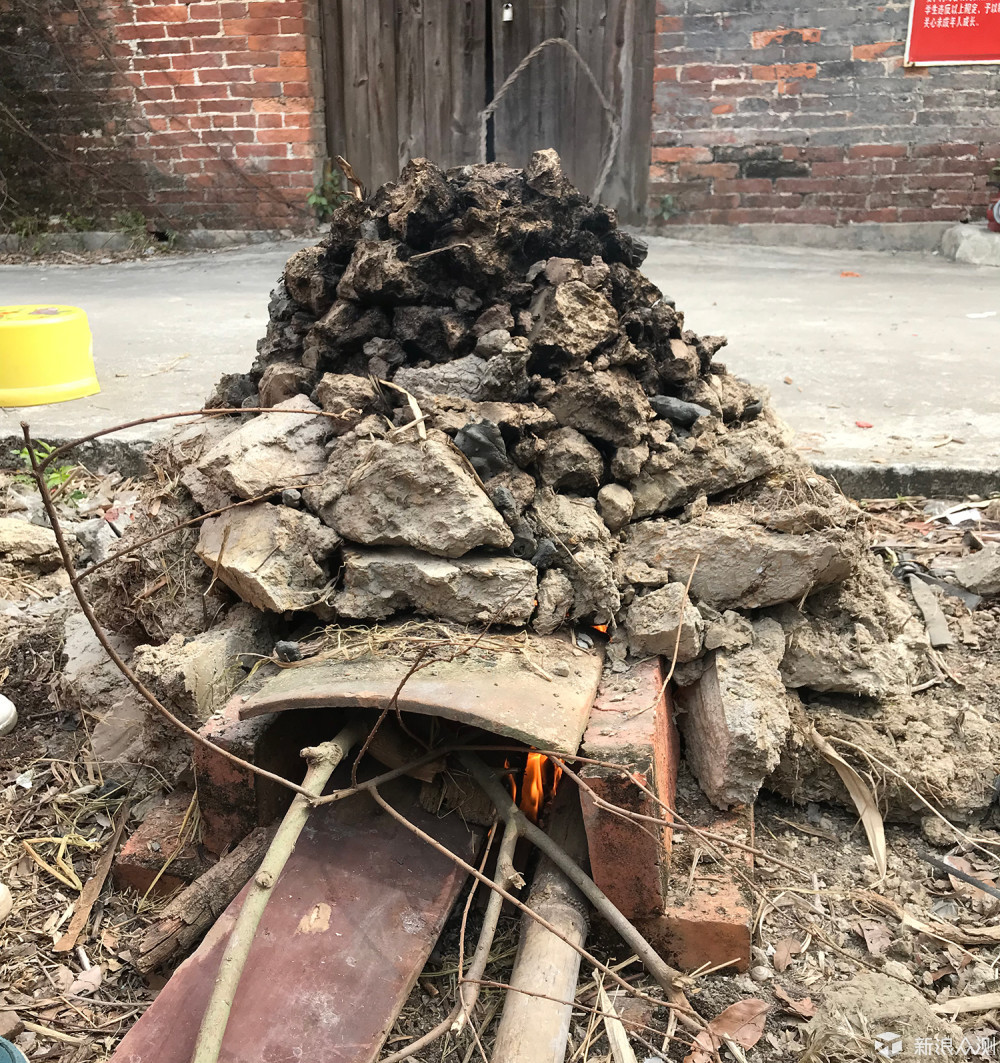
[321,0,655,221]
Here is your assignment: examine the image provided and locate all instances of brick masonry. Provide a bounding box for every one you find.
[650,0,1000,226]
[0,0,322,229]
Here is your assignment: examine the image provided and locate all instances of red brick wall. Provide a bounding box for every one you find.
[650,2,1000,227]
[0,0,323,230]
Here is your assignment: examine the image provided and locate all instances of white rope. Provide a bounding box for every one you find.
[479,36,622,203]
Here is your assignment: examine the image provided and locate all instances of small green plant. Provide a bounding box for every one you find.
[655,194,679,222]
[13,441,84,499]
[11,213,42,239]
[112,208,149,235]
[59,212,99,232]
[308,162,354,222]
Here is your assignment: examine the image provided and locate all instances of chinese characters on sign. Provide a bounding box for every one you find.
[906,0,1000,63]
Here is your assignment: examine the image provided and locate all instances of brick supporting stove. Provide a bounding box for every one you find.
[580,657,754,973]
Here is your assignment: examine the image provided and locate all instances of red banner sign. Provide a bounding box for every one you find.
[906,0,1000,63]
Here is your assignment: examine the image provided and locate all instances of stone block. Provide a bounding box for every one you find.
[622,505,854,610]
[334,546,537,626]
[196,503,340,614]
[195,396,329,500]
[675,620,791,809]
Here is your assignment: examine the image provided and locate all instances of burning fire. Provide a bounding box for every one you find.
[519,751,562,824]
[592,623,609,634]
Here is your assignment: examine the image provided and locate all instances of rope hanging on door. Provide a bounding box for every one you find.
[479,36,623,203]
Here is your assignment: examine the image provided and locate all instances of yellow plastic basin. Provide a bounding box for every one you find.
[0,305,100,407]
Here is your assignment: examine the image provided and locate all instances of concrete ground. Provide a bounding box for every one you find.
[1,236,998,492]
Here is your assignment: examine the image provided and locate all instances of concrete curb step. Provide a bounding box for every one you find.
[3,433,995,504]
[0,228,316,254]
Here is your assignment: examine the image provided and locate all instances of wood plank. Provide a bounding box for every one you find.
[421,0,452,166]
[571,0,608,198]
[365,0,399,188]
[450,0,488,164]
[602,0,655,221]
[341,2,373,190]
[319,0,347,161]
[111,783,480,1063]
[491,0,536,169]
[396,0,426,171]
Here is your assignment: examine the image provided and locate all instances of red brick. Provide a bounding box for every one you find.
[134,4,189,21]
[249,0,304,15]
[852,40,902,60]
[639,882,752,974]
[752,62,818,81]
[166,20,220,36]
[257,126,312,143]
[132,55,172,71]
[652,145,712,163]
[678,162,739,180]
[751,27,821,48]
[116,23,167,39]
[712,103,734,114]
[174,84,228,100]
[139,38,192,53]
[653,65,679,82]
[912,142,980,159]
[192,35,238,50]
[248,33,307,50]
[223,16,279,33]
[143,70,196,87]
[848,143,909,159]
[580,658,678,920]
[113,791,214,897]
[682,64,742,82]
[198,66,252,81]
[204,96,255,110]
[171,51,224,68]
[656,15,682,33]
[278,80,310,96]
[251,65,288,82]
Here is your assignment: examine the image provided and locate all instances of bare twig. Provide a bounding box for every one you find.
[369,787,705,1034]
[460,754,691,1005]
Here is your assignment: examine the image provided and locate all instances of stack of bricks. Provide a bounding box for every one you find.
[650,0,1000,226]
[113,0,323,227]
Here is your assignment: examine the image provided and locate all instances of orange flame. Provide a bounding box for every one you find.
[519,752,562,824]
[592,623,609,633]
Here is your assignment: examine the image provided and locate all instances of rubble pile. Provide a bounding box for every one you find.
[92,152,939,814]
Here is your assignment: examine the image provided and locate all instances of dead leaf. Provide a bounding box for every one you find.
[684,999,770,1063]
[944,856,997,902]
[808,728,887,878]
[773,936,802,972]
[856,918,892,956]
[68,966,103,996]
[774,986,816,1019]
[52,965,75,992]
